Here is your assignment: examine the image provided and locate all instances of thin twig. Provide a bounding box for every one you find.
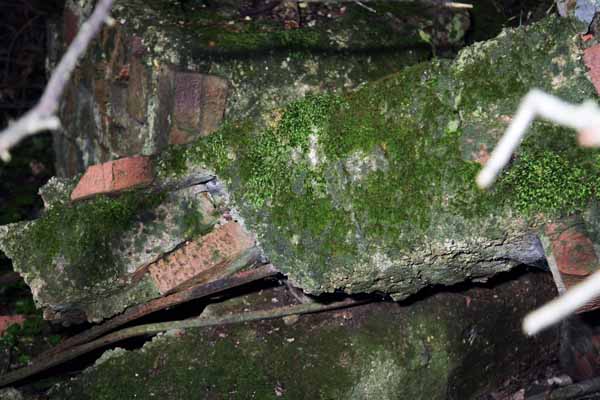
[475,89,600,335]
[0,298,367,388]
[0,0,114,162]
[444,2,473,9]
[528,376,600,400]
[523,270,600,335]
[353,1,376,13]
[476,89,600,189]
[36,264,279,359]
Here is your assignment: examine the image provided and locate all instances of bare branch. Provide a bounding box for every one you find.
[0,298,367,388]
[475,88,600,335]
[476,89,600,189]
[524,270,600,335]
[0,0,114,162]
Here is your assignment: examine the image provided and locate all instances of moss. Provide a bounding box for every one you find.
[153,16,595,295]
[121,1,442,55]
[2,190,165,301]
[49,273,556,399]
[49,308,443,400]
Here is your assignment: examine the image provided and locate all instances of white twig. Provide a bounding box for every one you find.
[353,0,376,13]
[476,89,600,189]
[476,89,600,335]
[444,2,473,9]
[523,270,600,335]
[0,0,114,162]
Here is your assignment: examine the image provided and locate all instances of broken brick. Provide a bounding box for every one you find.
[584,44,600,96]
[148,222,256,294]
[545,219,600,313]
[545,221,598,277]
[70,156,154,201]
[0,315,25,336]
[169,72,228,145]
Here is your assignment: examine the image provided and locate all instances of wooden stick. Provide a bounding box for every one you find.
[36,264,279,359]
[528,377,600,400]
[0,298,367,388]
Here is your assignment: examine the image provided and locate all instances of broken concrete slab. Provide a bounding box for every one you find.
[0,180,233,322]
[48,0,469,176]
[1,16,595,322]
[46,272,558,400]
[157,16,594,299]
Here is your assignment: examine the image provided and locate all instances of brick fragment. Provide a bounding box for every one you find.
[148,222,256,294]
[584,44,600,96]
[545,219,600,313]
[546,221,598,277]
[70,156,154,201]
[169,72,228,144]
[0,315,25,336]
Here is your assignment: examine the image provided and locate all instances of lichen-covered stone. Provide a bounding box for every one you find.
[3,16,594,321]
[0,182,220,322]
[157,16,595,299]
[47,272,557,400]
[49,0,469,176]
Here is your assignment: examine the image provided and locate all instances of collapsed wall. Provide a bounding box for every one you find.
[1,16,595,323]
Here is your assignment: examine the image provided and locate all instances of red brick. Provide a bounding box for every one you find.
[126,58,149,123]
[546,222,598,276]
[70,156,154,201]
[584,44,600,96]
[63,8,79,46]
[148,222,255,294]
[0,315,25,336]
[545,220,600,313]
[169,72,228,145]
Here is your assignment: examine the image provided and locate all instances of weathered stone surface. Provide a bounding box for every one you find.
[4,16,594,321]
[148,221,257,294]
[49,0,469,177]
[157,16,593,299]
[47,272,558,400]
[0,178,221,322]
[70,156,154,201]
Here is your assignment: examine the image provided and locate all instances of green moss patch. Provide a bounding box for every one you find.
[153,16,598,296]
[48,273,556,400]
[1,191,165,302]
